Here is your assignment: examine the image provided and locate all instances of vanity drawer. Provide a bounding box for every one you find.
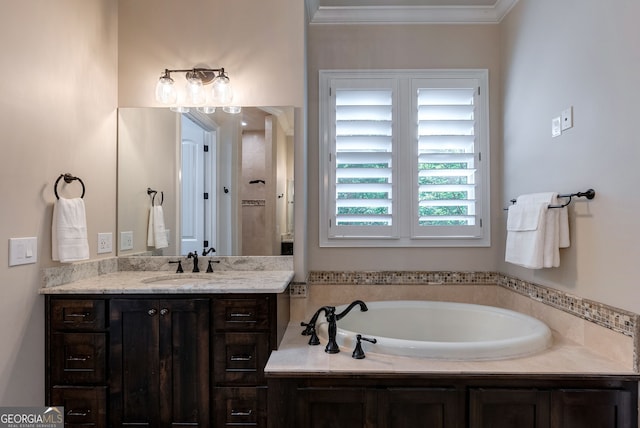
[51,333,106,384]
[214,333,269,385]
[214,386,267,427]
[50,386,107,428]
[213,297,270,331]
[50,299,106,331]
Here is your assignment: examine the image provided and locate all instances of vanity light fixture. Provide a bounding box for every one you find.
[154,67,235,113]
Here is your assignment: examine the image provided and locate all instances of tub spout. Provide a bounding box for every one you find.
[336,300,368,321]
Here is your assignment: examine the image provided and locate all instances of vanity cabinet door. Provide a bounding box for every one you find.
[550,389,633,428]
[379,388,463,428]
[110,298,210,428]
[469,388,550,428]
[296,388,376,428]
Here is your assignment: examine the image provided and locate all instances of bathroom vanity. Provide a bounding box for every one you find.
[41,269,292,428]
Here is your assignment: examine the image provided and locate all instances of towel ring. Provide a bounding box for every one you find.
[147,187,164,206]
[54,173,85,199]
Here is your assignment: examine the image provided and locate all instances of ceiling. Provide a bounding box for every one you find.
[307,0,519,24]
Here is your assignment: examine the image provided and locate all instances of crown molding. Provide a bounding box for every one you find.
[308,0,518,24]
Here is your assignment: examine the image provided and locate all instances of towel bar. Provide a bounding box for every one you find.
[506,189,595,210]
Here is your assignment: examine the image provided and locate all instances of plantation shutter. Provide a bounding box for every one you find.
[320,70,489,247]
[329,79,397,238]
[412,78,483,238]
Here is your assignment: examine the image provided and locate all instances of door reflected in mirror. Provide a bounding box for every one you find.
[117,107,294,257]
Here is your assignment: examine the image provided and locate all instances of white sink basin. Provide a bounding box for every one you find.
[142,273,218,286]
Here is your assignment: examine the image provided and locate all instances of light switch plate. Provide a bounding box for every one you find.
[9,237,38,266]
[561,106,573,131]
[552,116,562,137]
[120,231,133,251]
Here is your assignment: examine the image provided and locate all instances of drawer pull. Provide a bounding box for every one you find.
[67,312,91,319]
[230,312,253,318]
[67,409,90,417]
[148,308,157,316]
[67,355,90,362]
[231,409,253,417]
[160,308,170,316]
[230,354,253,362]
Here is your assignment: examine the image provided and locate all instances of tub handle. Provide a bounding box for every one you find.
[352,334,377,359]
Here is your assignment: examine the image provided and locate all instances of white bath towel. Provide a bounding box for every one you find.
[147,205,168,249]
[505,192,570,269]
[52,197,90,263]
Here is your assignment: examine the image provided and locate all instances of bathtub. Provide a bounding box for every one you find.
[317,300,553,360]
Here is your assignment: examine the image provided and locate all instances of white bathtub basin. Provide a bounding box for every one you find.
[317,300,553,360]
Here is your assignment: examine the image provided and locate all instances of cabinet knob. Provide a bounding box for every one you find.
[148,308,157,316]
[160,308,170,316]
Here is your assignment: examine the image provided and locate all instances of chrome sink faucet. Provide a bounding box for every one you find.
[301,300,368,354]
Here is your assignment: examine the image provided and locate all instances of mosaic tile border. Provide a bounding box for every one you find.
[308,270,638,339]
[309,271,498,285]
[496,274,637,338]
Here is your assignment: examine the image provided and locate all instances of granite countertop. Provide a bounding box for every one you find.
[39,270,294,294]
[265,322,638,377]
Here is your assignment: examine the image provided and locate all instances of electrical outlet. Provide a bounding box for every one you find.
[98,232,113,254]
[120,231,133,251]
[561,106,573,131]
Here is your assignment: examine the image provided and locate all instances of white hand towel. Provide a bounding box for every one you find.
[52,198,90,263]
[505,201,548,269]
[147,205,168,249]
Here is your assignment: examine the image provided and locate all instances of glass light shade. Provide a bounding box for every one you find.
[223,106,242,114]
[211,74,233,104]
[186,75,206,105]
[155,75,177,104]
[170,105,190,113]
[197,106,217,114]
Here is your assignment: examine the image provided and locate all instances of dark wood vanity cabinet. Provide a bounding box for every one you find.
[269,377,638,428]
[45,292,288,428]
[109,298,210,427]
[46,299,108,428]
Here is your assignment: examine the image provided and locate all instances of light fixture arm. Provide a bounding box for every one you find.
[163,67,226,84]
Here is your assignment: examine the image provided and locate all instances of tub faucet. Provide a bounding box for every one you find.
[301,300,368,354]
[187,252,199,273]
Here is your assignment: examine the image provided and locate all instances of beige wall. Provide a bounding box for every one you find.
[0,0,118,404]
[499,0,640,313]
[118,0,305,108]
[306,24,502,271]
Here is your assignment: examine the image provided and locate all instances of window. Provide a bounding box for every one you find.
[319,69,490,247]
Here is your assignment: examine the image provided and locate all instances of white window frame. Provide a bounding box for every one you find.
[319,69,491,248]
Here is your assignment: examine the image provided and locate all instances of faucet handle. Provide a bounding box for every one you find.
[206,259,220,273]
[300,322,321,344]
[168,260,183,273]
[352,334,377,359]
